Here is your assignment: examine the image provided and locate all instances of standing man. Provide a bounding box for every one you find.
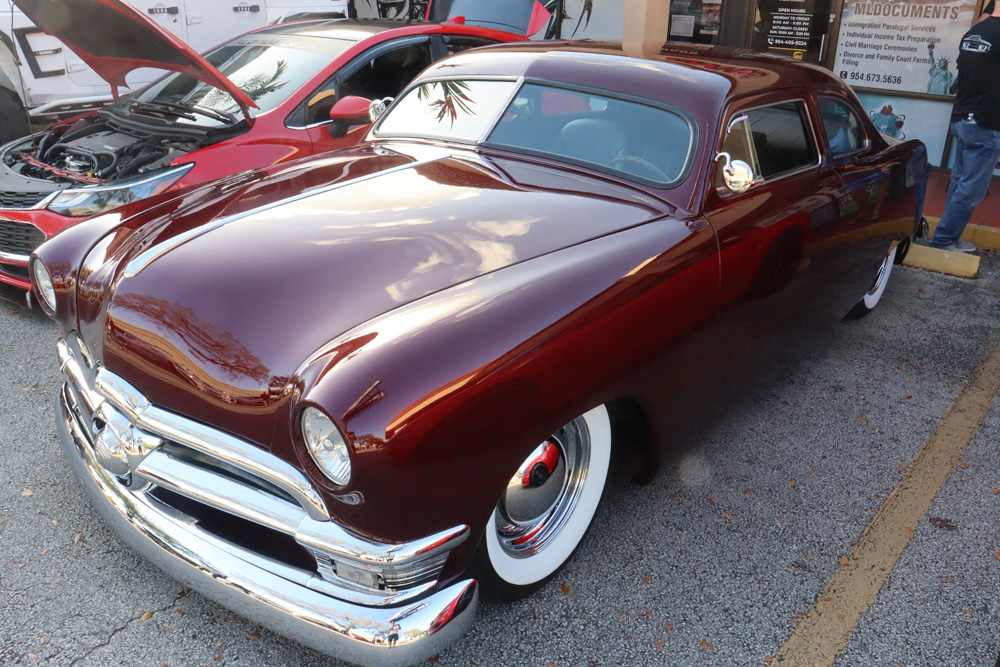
[928,1,1000,251]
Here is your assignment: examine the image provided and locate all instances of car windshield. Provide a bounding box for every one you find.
[134,34,356,124]
[374,79,695,187]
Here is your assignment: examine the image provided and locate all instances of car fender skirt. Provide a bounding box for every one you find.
[56,387,478,666]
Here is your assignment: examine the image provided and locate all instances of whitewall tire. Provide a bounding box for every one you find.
[478,405,611,597]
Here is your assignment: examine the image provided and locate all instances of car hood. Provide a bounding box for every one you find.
[14,0,256,118]
[85,145,666,445]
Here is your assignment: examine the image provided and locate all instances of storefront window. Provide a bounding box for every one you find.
[668,0,724,44]
[750,0,832,62]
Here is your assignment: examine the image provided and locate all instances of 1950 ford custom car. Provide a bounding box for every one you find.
[31,42,928,665]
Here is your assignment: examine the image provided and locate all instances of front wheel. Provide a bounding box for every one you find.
[475,405,611,600]
[846,241,904,319]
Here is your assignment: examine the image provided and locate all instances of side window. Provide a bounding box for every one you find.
[818,96,866,158]
[339,43,432,101]
[744,101,818,179]
[304,42,432,125]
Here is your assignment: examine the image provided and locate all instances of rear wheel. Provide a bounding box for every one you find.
[476,405,611,599]
[846,241,904,319]
[0,89,29,144]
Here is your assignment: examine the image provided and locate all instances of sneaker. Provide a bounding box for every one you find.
[940,240,977,253]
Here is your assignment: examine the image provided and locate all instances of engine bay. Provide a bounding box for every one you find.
[2,112,225,186]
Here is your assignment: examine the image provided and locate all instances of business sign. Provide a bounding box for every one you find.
[766,0,815,54]
[833,0,978,95]
[751,0,830,62]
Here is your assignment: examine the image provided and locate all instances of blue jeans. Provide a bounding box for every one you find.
[929,118,1000,248]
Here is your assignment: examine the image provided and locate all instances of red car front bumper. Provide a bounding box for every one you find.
[0,207,78,305]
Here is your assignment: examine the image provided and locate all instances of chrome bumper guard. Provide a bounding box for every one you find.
[56,336,477,666]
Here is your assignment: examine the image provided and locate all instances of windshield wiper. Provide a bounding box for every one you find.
[130,100,238,124]
[130,100,196,120]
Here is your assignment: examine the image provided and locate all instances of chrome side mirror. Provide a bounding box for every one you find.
[368,97,394,123]
[715,151,755,194]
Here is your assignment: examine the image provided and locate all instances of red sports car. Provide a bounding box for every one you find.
[34,41,928,665]
[521,440,560,487]
[0,0,524,305]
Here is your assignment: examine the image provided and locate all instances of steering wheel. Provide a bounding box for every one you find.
[608,155,669,182]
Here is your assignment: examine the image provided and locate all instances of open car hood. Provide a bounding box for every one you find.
[14,0,257,119]
[427,0,556,36]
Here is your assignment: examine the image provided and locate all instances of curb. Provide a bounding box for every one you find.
[902,244,979,279]
[900,218,997,278]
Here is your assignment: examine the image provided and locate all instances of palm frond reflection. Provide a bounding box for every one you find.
[416,81,476,127]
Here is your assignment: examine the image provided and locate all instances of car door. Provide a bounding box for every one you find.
[704,96,844,304]
[815,93,889,229]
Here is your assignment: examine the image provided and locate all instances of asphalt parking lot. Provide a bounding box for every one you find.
[2,254,999,667]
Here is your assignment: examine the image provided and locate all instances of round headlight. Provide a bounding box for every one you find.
[31,260,56,311]
[301,407,351,485]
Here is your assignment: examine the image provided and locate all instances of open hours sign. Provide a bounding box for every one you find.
[753,0,829,61]
[833,0,978,95]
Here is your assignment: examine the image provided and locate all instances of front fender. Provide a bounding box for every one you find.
[287,215,720,572]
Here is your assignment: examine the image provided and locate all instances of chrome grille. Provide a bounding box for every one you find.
[0,191,50,208]
[57,336,469,608]
[0,220,45,257]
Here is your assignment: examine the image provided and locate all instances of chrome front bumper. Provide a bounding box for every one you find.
[56,337,478,666]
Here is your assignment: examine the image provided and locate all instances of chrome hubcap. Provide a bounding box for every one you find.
[494,417,591,558]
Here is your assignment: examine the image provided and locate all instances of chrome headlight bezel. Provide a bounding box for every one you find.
[30,258,56,312]
[301,406,352,486]
[45,163,194,217]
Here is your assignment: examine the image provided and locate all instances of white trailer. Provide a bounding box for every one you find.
[0,0,349,118]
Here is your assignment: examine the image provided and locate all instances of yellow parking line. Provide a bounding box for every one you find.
[772,340,1000,665]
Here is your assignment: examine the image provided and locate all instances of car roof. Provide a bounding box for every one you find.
[417,41,846,111]
[254,18,455,42]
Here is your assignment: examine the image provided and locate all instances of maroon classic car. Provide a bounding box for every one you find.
[32,42,927,664]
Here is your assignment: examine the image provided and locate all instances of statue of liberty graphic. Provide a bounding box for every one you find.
[927,42,956,95]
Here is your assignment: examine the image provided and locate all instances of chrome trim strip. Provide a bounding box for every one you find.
[0,249,30,263]
[306,569,439,608]
[57,339,102,417]
[123,156,443,279]
[94,368,149,421]
[296,520,470,568]
[476,76,525,145]
[135,449,304,535]
[57,386,478,664]
[138,405,331,522]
